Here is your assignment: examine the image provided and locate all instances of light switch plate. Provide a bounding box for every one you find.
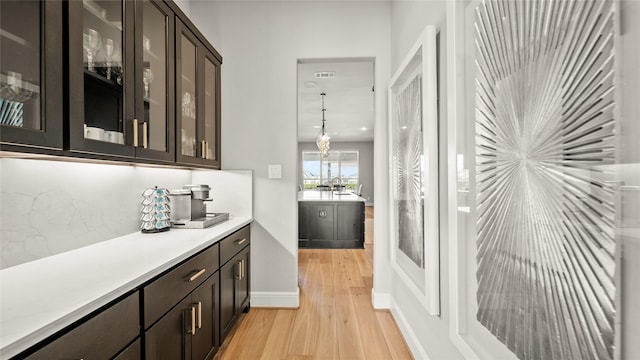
[268,164,282,179]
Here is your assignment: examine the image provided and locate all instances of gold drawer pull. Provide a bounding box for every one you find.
[188,268,206,282]
[142,122,148,149]
[235,238,247,246]
[235,260,242,280]
[132,118,139,147]
[196,301,202,328]
[188,306,196,335]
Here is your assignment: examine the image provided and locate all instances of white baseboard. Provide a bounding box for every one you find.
[371,289,391,309]
[250,287,300,308]
[390,297,430,360]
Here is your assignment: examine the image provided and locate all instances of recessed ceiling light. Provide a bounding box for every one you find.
[304,81,317,88]
[401,126,407,130]
[361,127,367,131]
[313,125,321,129]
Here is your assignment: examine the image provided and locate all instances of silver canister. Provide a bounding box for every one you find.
[168,189,192,223]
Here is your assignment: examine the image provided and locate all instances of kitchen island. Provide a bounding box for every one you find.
[298,191,366,248]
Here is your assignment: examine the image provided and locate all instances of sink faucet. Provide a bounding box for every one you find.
[329,177,343,191]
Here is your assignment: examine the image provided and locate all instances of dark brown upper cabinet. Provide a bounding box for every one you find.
[67,0,175,163]
[176,19,222,169]
[0,0,63,150]
[2,0,222,169]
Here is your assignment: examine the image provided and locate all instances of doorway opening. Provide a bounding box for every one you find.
[296,57,376,296]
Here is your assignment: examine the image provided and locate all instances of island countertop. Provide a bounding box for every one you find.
[297,190,366,202]
[0,216,252,359]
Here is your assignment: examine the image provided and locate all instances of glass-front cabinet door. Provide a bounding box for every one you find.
[68,0,133,157]
[0,1,63,149]
[176,24,198,161]
[68,0,174,162]
[176,20,222,168]
[203,54,221,167]
[134,0,174,162]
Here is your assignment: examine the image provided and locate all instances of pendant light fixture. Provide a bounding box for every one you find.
[316,92,331,158]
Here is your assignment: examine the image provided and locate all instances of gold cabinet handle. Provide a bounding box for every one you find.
[201,140,206,159]
[142,122,148,149]
[235,260,242,281]
[132,119,139,147]
[196,301,202,329]
[241,259,245,280]
[235,238,247,246]
[205,141,210,159]
[188,306,196,335]
[188,268,206,282]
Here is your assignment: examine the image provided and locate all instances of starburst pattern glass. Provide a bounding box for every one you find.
[474,0,617,359]
[393,75,424,268]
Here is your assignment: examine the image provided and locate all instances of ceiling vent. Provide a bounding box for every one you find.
[314,71,336,79]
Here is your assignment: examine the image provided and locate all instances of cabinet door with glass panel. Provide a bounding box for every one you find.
[134,0,175,162]
[176,20,221,168]
[67,0,174,162]
[0,0,63,150]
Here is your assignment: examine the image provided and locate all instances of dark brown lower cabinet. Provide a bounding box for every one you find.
[220,246,250,343]
[191,272,219,360]
[23,292,140,360]
[145,271,219,360]
[114,338,142,360]
[14,225,250,360]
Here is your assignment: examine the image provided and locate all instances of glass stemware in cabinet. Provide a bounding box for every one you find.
[103,38,115,80]
[83,28,101,72]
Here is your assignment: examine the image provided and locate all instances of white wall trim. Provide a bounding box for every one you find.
[250,287,300,308]
[371,288,391,309]
[390,296,430,360]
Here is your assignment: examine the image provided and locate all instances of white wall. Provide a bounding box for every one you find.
[172,0,191,18]
[189,0,391,306]
[297,141,374,204]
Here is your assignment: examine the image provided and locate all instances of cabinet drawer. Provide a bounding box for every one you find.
[220,225,250,265]
[24,292,139,360]
[143,244,219,329]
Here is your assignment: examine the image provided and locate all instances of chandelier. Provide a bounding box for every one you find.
[316,92,330,157]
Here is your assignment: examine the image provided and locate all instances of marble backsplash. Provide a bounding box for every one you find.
[0,158,195,269]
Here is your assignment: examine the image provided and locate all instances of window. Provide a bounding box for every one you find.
[302,150,359,190]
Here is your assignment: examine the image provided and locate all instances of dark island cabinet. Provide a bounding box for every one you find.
[220,227,251,343]
[299,201,364,248]
[67,0,175,163]
[0,0,63,150]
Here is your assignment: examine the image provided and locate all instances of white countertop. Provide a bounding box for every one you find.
[0,216,252,359]
[297,190,366,202]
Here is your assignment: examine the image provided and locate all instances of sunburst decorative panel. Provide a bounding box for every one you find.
[394,75,425,268]
[474,0,617,359]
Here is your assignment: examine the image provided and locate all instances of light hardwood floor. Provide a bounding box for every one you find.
[215,207,413,359]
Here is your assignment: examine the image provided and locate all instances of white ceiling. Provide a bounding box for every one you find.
[297,59,375,143]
